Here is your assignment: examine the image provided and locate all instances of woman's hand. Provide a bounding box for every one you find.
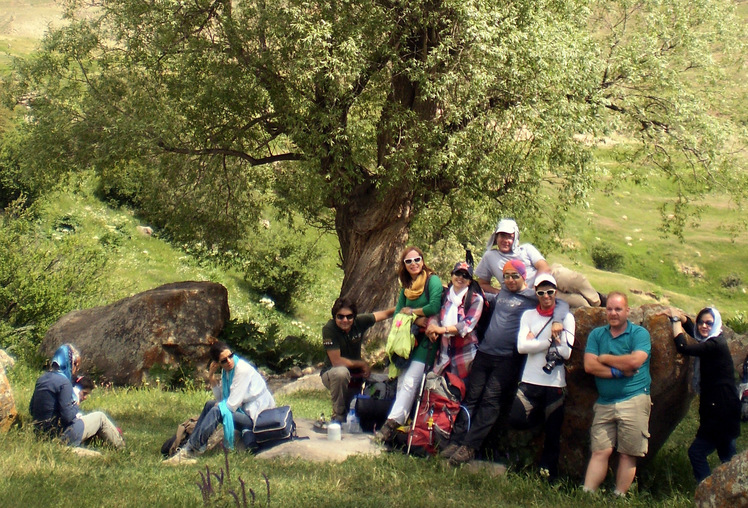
[401,307,413,316]
[425,323,441,339]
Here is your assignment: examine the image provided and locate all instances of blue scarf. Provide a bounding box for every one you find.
[51,344,75,382]
[218,355,247,450]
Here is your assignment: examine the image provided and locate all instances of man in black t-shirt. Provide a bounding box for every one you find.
[321,297,394,422]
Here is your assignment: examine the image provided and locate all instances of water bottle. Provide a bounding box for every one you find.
[345,399,362,434]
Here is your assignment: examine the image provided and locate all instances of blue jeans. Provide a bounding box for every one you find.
[688,435,737,482]
[187,400,254,452]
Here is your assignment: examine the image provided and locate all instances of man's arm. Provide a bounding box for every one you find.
[326,349,370,377]
[584,353,618,378]
[597,351,648,372]
[373,307,395,322]
[534,259,551,273]
[479,277,499,294]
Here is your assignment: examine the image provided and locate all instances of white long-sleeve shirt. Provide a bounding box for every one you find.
[212,358,275,420]
[517,308,575,387]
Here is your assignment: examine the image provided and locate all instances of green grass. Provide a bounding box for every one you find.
[3,365,747,507]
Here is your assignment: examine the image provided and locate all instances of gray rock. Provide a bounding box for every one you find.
[271,374,325,397]
[42,281,230,385]
[695,448,748,508]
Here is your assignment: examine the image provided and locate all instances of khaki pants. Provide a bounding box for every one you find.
[551,264,600,308]
[81,411,125,449]
[321,366,352,421]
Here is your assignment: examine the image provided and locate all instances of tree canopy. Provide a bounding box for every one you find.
[3,0,745,310]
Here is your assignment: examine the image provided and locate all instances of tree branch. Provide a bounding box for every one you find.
[156,142,303,166]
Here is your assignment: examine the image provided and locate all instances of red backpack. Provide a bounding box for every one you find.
[405,373,465,456]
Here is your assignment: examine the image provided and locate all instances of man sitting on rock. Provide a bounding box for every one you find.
[583,291,651,497]
[164,341,275,464]
[320,297,394,425]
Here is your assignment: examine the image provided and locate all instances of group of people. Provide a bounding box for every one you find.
[320,218,741,491]
[29,341,276,465]
[28,217,740,489]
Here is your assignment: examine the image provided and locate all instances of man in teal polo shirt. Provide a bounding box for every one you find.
[582,291,651,497]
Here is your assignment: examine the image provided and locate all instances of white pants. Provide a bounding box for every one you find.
[81,411,125,449]
[387,361,426,424]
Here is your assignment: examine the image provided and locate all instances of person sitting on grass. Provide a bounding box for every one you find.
[320,297,394,426]
[29,344,125,450]
[164,341,275,464]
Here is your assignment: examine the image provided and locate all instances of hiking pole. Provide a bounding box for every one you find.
[406,367,428,455]
[407,340,433,455]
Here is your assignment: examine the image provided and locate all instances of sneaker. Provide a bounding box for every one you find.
[374,419,399,443]
[439,443,460,459]
[449,445,475,466]
[162,447,197,466]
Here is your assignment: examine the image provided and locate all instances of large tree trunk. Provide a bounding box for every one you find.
[335,182,414,339]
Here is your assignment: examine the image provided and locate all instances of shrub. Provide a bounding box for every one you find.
[0,200,111,363]
[725,311,748,334]
[237,225,319,313]
[590,242,624,271]
[720,273,742,289]
[220,317,322,373]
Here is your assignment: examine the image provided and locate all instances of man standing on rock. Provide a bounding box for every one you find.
[583,291,651,497]
[320,297,394,424]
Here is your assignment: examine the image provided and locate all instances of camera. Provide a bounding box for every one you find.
[543,347,565,374]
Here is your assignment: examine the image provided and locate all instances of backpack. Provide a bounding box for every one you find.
[355,378,397,432]
[393,373,465,456]
[161,416,199,457]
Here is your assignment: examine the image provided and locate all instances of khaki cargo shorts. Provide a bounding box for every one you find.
[590,393,651,457]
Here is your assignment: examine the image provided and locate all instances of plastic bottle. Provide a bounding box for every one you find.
[345,398,362,434]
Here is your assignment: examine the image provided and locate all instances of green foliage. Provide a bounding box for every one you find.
[726,311,748,334]
[590,243,625,272]
[721,273,742,289]
[236,223,321,313]
[221,317,322,374]
[0,199,111,363]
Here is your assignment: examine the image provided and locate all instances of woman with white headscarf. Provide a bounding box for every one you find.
[668,307,741,483]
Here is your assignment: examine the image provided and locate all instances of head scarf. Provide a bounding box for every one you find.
[695,307,722,342]
[486,218,520,252]
[503,259,527,280]
[692,307,723,394]
[50,344,80,382]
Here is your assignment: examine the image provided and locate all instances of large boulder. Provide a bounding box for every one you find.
[694,448,748,508]
[551,304,694,477]
[42,281,230,385]
[0,355,18,432]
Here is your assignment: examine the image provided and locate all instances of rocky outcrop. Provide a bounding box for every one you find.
[42,281,230,385]
[694,448,748,508]
[0,351,18,432]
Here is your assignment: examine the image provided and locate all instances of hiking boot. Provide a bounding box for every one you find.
[448,445,475,466]
[162,447,197,466]
[374,419,399,443]
[439,443,460,459]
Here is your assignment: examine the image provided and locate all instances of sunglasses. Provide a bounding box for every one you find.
[536,289,556,297]
[404,257,422,265]
[503,273,522,280]
[697,320,714,327]
[453,271,471,280]
[219,353,234,365]
[336,313,355,321]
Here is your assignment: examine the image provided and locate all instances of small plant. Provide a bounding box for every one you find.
[196,445,270,506]
[720,273,742,289]
[590,242,624,271]
[725,311,748,334]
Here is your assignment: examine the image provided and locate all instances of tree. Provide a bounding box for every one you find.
[4,0,745,311]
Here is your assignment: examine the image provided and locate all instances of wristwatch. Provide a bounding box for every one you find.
[669,316,681,323]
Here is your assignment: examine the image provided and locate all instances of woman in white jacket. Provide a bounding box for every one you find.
[164,341,275,464]
[510,273,575,482]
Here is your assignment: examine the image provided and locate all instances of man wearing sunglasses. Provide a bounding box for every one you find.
[446,260,570,466]
[583,291,651,497]
[164,341,275,464]
[321,297,394,424]
[509,273,575,482]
